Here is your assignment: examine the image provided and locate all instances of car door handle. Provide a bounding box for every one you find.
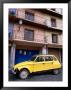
[42,63,45,64]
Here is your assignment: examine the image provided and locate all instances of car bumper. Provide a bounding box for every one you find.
[11,68,17,74]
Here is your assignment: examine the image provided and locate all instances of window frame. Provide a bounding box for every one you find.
[35,56,45,62]
[51,18,56,27]
[25,11,34,21]
[52,33,58,43]
[53,56,58,61]
[44,56,53,61]
[24,28,34,41]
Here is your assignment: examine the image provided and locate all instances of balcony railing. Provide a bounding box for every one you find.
[9,9,62,30]
[22,14,62,30]
[9,31,62,45]
[46,9,62,15]
[12,33,46,44]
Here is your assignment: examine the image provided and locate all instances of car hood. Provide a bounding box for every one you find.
[13,61,33,70]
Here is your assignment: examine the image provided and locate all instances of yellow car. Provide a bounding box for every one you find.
[12,55,61,79]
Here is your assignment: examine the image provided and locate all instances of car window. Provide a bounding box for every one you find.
[45,56,53,61]
[35,57,44,62]
[31,56,36,61]
[53,56,57,61]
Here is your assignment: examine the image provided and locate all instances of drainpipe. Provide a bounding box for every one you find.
[10,43,16,70]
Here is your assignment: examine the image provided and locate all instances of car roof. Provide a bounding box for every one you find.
[33,54,55,57]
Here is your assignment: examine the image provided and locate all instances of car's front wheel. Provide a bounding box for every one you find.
[19,69,29,79]
[53,69,59,75]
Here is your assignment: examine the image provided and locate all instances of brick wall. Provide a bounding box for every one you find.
[13,24,62,45]
[12,9,62,45]
[13,24,45,43]
[16,9,62,30]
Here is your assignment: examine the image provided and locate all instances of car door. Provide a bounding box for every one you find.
[33,56,45,72]
[44,56,54,70]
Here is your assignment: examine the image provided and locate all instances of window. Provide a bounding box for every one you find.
[31,56,36,61]
[52,34,58,43]
[25,11,34,21]
[51,18,56,27]
[45,56,53,61]
[35,57,44,62]
[53,56,57,61]
[9,9,16,16]
[24,29,34,41]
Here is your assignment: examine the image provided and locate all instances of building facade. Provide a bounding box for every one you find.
[9,8,63,69]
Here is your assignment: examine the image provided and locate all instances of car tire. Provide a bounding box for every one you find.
[53,69,59,75]
[19,69,29,79]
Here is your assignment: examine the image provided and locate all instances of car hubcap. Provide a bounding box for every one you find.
[20,70,28,79]
[54,70,58,74]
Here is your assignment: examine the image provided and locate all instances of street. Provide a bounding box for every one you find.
[9,69,62,81]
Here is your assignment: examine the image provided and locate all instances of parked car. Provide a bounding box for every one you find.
[12,55,61,79]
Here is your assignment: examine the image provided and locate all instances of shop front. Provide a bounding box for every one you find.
[15,49,39,64]
[9,40,47,69]
[48,48,62,63]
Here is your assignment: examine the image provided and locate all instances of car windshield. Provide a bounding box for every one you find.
[31,56,36,61]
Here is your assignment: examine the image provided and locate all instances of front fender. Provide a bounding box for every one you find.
[17,65,33,73]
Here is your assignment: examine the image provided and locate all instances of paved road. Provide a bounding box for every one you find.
[9,69,62,81]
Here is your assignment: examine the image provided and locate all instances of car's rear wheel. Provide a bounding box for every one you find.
[53,69,59,75]
[19,69,29,79]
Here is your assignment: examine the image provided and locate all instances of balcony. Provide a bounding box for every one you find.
[14,34,45,43]
[9,29,62,48]
[11,30,61,43]
[34,9,62,18]
[23,13,60,29]
[46,9,62,15]
[9,34,62,49]
[9,11,62,32]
